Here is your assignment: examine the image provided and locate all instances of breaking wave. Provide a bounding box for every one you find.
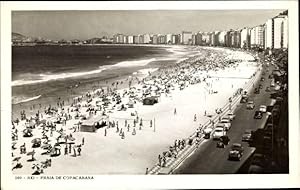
[13,95,42,104]
[12,58,157,87]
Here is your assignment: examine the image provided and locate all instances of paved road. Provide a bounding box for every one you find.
[173,64,275,174]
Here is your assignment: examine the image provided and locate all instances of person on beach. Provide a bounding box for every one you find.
[158,154,162,166]
[64,145,68,155]
[73,147,77,157]
[77,145,82,156]
[194,114,197,121]
[174,108,177,115]
[82,137,85,145]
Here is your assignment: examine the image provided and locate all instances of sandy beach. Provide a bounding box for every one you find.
[11,47,259,175]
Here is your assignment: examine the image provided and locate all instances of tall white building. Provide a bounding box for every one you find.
[273,15,288,49]
[240,27,250,48]
[128,36,134,44]
[250,26,264,48]
[166,34,172,44]
[264,14,288,49]
[218,31,227,46]
[264,19,273,49]
[282,16,288,48]
[143,34,151,44]
[181,31,192,45]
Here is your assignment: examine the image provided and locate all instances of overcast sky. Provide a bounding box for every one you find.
[12,10,284,40]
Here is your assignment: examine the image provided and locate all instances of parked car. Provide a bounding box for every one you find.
[225,112,236,121]
[259,105,267,113]
[254,111,263,119]
[240,95,248,103]
[242,129,253,142]
[212,127,226,140]
[247,101,255,109]
[220,118,231,131]
[265,87,271,92]
[216,135,230,148]
[228,143,244,161]
[254,88,260,94]
[259,84,263,89]
[260,77,265,82]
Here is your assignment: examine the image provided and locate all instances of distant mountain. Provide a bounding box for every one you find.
[12,32,27,40]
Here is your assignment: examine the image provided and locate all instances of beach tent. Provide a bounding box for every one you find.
[80,115,109,132]
[143,96,158,105]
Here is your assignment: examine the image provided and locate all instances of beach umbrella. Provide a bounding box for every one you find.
[27,150,35,156]
[23,128,32,133]
[67,136,76,141]
[41,144,51,149]
[31,138,41,144]
[13,156,21,162]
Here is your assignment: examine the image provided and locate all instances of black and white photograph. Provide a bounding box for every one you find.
[1,1,299,190]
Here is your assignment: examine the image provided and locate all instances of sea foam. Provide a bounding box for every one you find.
[12,58,157,87]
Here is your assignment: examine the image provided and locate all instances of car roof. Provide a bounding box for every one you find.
[232,143,242,146]
[215,127,224,130]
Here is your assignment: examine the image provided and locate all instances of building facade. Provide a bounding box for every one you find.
[181,31,192,45]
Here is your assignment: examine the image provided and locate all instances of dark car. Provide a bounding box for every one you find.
[242,130,253,142]
[240,95,248,103]
[254,111,263,119]
[228,143,244,161]
[254,88,260,94]
[216,135,230,148]
[260,77,265,82]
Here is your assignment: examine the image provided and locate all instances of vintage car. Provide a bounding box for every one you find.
[259,105,267,113]
[224,112,236,121]
[254,88,260,94]
[246,101,255,110]
[220,118,231,131]
[228,143,244,161]
[242,129,253,142]
[254,111,263,119]
[212,127,226,140]
[240,95,248,103]
[216,135,230,148]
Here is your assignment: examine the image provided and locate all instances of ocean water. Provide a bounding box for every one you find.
[12,45,194,118]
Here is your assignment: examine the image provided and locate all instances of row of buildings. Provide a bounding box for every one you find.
[112,11,288,49]
[12,11,288,49]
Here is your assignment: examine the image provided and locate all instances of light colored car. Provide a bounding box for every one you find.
[220,118,231,131]
[212,127,226,140]
[246,101,255,109]
[274,85,281,91]
[259,105,267,113]
[225,112,236,121]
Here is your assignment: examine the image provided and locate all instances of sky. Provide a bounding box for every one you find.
[12,10,284,40]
